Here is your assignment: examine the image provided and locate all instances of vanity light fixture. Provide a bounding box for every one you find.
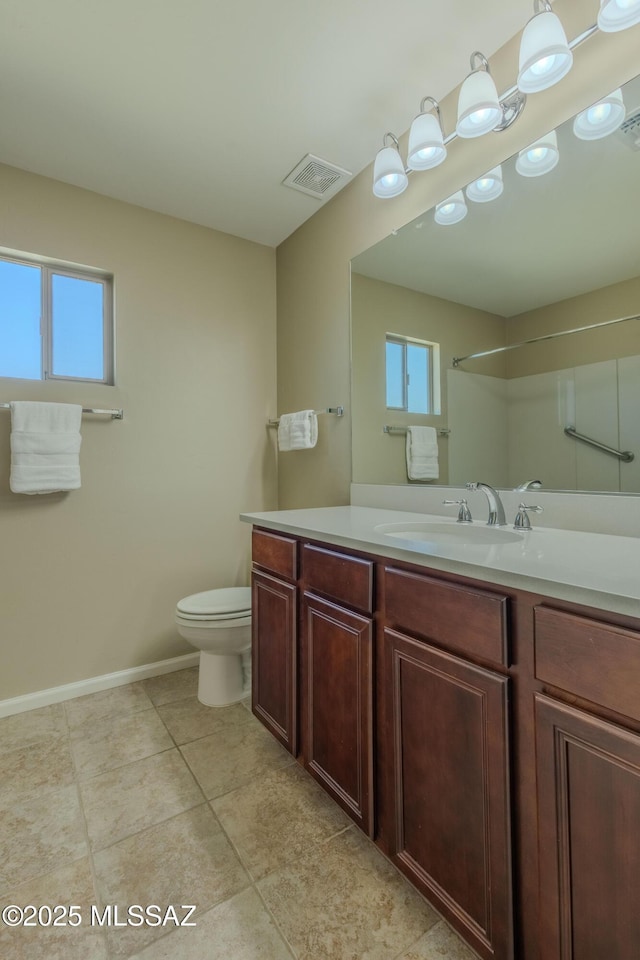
[597,0,640,32]
[372,133,408,198]
[573,88,626,139]
[370,2,634,200]
[434,191,468,225]
[456,53,503,138]
[517,0,573,94]
[466,165,504,203]
[407,97,447,171]
[515,129,559,177]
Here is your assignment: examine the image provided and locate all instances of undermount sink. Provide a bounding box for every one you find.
[374,521,524,545]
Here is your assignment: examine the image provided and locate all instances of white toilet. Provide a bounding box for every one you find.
[175,586,252,707]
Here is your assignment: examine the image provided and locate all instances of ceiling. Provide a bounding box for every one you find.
[352,74,640,317]
[0,0,536,248]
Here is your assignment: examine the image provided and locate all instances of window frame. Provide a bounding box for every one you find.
[385,332,440,415]
[0,250,114,385]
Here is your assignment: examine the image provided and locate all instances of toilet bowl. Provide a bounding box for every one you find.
[175,586,252,707]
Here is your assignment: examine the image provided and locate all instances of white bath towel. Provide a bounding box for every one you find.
[406,425,439,481]
[277,410,318,451]
[10,401,83,494]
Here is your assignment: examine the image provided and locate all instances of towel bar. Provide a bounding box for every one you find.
[268,406,344,426]
[383,425,450,436]
[0,403,123,419]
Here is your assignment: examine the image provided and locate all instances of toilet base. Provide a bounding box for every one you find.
[197,649,249,707]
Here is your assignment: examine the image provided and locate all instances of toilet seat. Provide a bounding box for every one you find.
[176,587,251,622]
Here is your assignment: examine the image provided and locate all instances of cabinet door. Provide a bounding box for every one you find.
[303,593,374,836]
[251,570,297,755]
[536,694,640,960]
[384,627,513,960]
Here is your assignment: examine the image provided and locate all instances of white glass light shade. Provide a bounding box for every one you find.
[407,112,447,171]
[466,166,504,203]
[373,145,408,198]
[597,0,640,31]
[517,11,573,93]
[573,89,626,140]
[456,69,502,138]
[515,130,559,177]
[434,191,468,225]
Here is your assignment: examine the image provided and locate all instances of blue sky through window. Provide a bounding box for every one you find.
[52,274,104,379]
[0,258,106,381]
[0,260,42,379]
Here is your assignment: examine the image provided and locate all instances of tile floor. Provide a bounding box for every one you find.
[0,668,477,959]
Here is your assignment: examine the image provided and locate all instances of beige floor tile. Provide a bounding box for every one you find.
[70,707,174,779]
[80,748,204,851]
[156,696,251,746]
[0,784,87,893]
[258,828,439,960]
[212,763,351,880]
[0,857,108,960]
[141,668,199,707]
[0,737,75,809]
[180,720,293,799]
[398,921,478,960]
[0,704,67,757]
[93,803,250,957]
[127,888,294,960]
[65,682,153,730]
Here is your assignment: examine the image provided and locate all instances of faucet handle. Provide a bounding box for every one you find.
[443,498,473,523]
[514,503,543,530]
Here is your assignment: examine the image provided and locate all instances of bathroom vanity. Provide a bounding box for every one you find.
[242,506,640,960]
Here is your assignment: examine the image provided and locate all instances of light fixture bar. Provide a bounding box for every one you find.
[373,17,614,198]
[433,22,598,152]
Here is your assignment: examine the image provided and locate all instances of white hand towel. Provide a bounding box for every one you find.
[277,410,318,451]
[10,401,82,494]
[406,425,439,481]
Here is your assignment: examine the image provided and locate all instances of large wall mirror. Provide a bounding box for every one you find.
[350,73,640,495]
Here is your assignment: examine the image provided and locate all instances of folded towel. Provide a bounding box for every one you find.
[10,401,82,494]
[406,425,439,481]
[277,410,318,451]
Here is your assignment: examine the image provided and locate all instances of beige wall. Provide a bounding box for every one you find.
[351,273,506,484]
[0,165,277,700]
[276,0,640,507]
[506,274,640,378]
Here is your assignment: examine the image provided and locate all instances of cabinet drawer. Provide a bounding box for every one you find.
[252,528,298,581]
[384,567,508,666]
[302,544,374,615]
[535,605,640,723]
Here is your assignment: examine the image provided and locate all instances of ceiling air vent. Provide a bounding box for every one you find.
[618,107,640,150]
[282,154,352,200]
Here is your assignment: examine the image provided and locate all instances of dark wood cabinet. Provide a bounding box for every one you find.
[251,569,298,755]
[250,523,640,960]
[383,626,513,960]
[302,592,374,836]
[536,694,640,960]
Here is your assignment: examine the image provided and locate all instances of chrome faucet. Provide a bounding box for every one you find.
[515,479,542,492]
[466,482,507,526]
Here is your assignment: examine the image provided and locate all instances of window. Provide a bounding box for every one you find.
[0,252,113,383]
[386,334,440,414]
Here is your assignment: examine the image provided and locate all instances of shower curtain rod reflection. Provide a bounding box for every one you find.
[452,314,640,367]
[0,403,124,419]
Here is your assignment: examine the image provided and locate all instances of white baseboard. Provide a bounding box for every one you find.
[0,652,200,719]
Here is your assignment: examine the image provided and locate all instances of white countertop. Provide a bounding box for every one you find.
[241,505,640,619]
